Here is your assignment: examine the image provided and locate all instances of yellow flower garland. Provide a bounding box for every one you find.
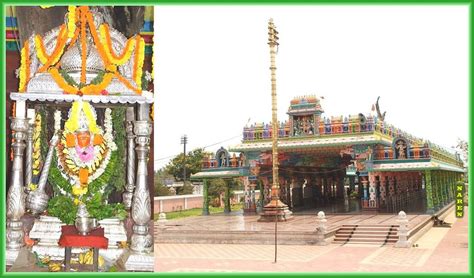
[36,25,68,72]
[29,6,146,96]
[64,101,100,135]
[67,6,76,39]
[133,36,145,89]
[19,40,30,92]
[32,113,42,176]
[99,24,136,65]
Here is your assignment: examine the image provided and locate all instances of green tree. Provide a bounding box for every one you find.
[154,168,173,196]
[177,181,194,195]
[165,148,207,181]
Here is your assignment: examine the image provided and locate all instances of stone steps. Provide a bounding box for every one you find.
[155,226,327,245]
[333,224,399,245]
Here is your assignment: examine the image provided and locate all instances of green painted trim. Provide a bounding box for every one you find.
[372,158,431,164]
[424,170,434,212]
[202,179,210,216]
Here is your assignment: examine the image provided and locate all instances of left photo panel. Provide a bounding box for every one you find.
[4,5,155,272]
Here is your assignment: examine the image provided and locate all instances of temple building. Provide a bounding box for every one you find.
[194,95,464,215]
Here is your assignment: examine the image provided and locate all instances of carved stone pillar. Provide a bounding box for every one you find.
[24,117,34,194]
[368,174,377,209]
[123,107,136,210]
[130,119,153,254]
[360,176,369,209]
[6,117,28,262]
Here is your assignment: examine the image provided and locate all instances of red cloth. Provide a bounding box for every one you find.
[58,225,108,249]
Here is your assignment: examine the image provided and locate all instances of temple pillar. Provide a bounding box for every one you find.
[387,173,395,212]
[337,174,344,199]
[368,173,378,209]
[257,179,264,213]
[202,179,210,215]
[126,104,154,271]
[6,117,28,265]
[360,176,369,209]
[224,181,231,214]
[130,118,153,253]
[349,175,355,193]
[379,173,387,208]
[424,170,435,214]
[123,107,136,210]
[24,110,35,195]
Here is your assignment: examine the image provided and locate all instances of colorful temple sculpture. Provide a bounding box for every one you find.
[6,6,154,271]
[194,95,464,216]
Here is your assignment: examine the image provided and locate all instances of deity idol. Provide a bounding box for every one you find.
[56,100,116,201]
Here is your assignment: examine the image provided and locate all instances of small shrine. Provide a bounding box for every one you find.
[191,147,250,215]
[6,6,154,272]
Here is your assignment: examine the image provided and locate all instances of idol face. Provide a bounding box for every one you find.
[76,131,91,148]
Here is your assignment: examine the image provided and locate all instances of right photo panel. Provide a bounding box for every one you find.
[153,5,469,273]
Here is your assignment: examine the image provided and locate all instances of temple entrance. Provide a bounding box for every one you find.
[256,148,359,214]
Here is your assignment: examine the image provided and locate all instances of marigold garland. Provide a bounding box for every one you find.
[99,24,135,65]
[81,73,114,95]
[36,25,68,72]
[114,72,142,95]
[80,7,87,84]
[32,113,42,176]
[67,6,76,39]
[49,68,78,94]
[133,36,145,89]
[85,9,111,67]
[28,6,146,96]
[19,40,30,92]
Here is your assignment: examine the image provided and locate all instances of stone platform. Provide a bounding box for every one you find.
[155,211,433,245]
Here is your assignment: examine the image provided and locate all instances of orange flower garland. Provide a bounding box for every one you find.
[80,7,87,84]
[49,68,78,94]
[36,25,68,72]
[114,72,142,95]
[99,24,135,65]
[85,9,111,67]
[30,6,146,96]
[81,73,114,95]
[19,40,30,92]
[133,36,145,89]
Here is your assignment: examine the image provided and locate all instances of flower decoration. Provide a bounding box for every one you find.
[18,41,30,92]
[28,6,146,95]
[67,6,76,39]
[28,183,38,191]
[55,101,116,201]
[32,113,43,176]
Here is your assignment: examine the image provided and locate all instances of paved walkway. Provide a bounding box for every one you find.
[155,211,468,272]
[156,212,430,234]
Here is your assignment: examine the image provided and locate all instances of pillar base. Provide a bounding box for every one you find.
[257,199,293,222]
[122,250,154,272]
[6,249,20,266]
[394,240,412,248]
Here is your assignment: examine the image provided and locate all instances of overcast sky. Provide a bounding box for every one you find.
[153,5,469,170]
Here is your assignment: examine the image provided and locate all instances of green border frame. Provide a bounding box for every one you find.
[1,1,472,277]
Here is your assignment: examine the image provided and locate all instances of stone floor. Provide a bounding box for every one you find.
[155,210,469,272]
[156,212,431,234]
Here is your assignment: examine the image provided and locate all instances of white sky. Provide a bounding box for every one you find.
[153,5,469,170]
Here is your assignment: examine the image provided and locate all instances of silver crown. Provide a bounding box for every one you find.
[77,110,90,132]
[60,40,105,74]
